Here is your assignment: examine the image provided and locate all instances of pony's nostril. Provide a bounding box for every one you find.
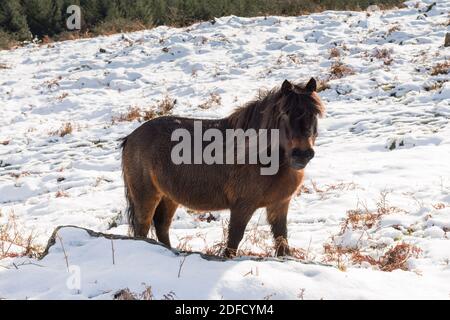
[291,148,302,158]
[291,148,314,160]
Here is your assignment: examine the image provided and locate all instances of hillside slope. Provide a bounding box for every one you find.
[0,0,449,299]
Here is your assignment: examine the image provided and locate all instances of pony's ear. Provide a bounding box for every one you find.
[305,77,317,92]
[281,79,293,94]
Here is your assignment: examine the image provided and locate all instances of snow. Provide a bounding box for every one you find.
[0,0,449,299]
[0,226,448,300]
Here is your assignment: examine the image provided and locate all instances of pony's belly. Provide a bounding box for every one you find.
[167,191,229,212]
[155,176,230,211]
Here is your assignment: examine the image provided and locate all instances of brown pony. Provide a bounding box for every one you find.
[121,78,325,257]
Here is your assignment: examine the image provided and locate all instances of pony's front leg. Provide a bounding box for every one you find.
[266,200,290,257]
[224,203,255,258]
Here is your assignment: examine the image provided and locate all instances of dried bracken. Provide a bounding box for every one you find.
[199,93,222,109]
[432,202,448,210]
[430,61,450,76]
[112,106,142,123]
[371,47,393,65]
[387,25,400,36]
[323,241,421,272]
[55,190,69,198]
[316,79,331,92]
[57,92,69,101]
[112,95,175,124]
[157,95,176,115]
[51,122,73,137]
[306,181,359,199]
[113,285,154,300]
[323,192,419,272]
[329,47,341,59]
[0,213,41,259]
[340,191,404,233]
[329,61,355,79]
[378,243,422,272]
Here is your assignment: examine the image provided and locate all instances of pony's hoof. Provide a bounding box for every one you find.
[223,247,237,259]
[275,246,290,257]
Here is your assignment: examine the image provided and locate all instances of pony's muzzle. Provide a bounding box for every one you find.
[290,148,315,169]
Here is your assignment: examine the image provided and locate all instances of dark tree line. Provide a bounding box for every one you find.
[0,0,403,48]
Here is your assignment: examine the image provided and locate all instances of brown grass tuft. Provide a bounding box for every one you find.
[157,95,176,115]
[112,106,142,123]
[111,95,175,124]
[371,48,393,65]
[378,243,422,272]
[329,47,341,59]
[0,213,41,259]
[41,35,53,44]
[424,81,444,91]
[306,181,359,200]
[51,122,73,137]
[432,202,448,210]
[387,25,400,35]
[176,234,195,252]
[340,191,404,233]
[430,61,450,76]
[196,212,218,223]
[57,92,69,101]
[44,77,62,90]
[199,93,222,109]
[113,285,154,300]
[55,190,69,198]
[323,241,421,272]
[142,109,157,121]
[329,61,355,79]
[323,192,418,272]
[290,247,308,260]
[316,78,331,92]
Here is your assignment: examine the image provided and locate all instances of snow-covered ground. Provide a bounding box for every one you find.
[0,0,449,299]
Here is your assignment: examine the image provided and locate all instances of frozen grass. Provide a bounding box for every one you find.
[0,213,41,260]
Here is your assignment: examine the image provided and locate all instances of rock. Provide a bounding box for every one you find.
[445,33,450,47]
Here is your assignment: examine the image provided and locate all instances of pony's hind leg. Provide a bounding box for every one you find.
[153,197,178,247]
[126,173,162,238]
[133,194,161,238]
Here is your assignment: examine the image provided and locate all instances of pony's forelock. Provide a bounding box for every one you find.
[228,82,325,130]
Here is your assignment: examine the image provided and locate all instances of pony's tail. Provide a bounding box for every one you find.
[121,136,137,236]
